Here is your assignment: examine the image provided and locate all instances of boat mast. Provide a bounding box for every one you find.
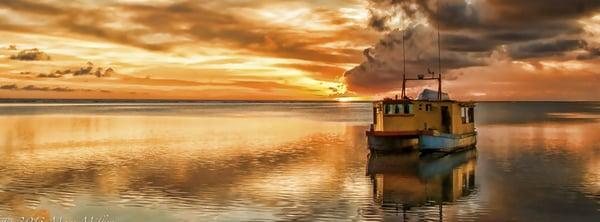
[437,0,442,101]
[402,30,406,99]
[399,1,443,101]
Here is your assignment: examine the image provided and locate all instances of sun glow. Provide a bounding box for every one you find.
[334,97,355,102]
[334,96,369,102]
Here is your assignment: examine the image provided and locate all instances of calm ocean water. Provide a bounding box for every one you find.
[0,102,598,221]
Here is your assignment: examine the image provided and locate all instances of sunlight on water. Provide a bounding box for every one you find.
[0,102,598,221]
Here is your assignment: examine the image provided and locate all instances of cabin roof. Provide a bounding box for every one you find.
[375,99,475,106]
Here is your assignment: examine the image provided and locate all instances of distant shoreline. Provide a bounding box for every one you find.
[0,99,598,103]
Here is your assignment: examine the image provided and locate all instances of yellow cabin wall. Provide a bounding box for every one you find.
[381,105,441,132]
[373,101,475,134]
[375,103,385,131]
[449,103,475,134]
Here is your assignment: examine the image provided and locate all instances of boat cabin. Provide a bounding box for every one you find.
[371,98,475,136]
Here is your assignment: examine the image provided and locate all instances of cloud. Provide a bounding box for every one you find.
[72,62,114,77]
[0,84,111,93]
[577,47,600,60]
[343,0,600,94]
[0,84,18,90]
[21,85,50,91]
[368,8,392,32]
[0,0,376,100]
[9,48,51,61]
[0,84,71,92]
[0,0,370,64]
[0,0,62,15]
[367,0,599,31]
[16,61,116,78]
[507,39,586,59]
[442,34,496,52]
[344,25,487,93]
[484,0,599,21]
[1,0,598,100]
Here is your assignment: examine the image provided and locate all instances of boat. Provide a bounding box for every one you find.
[365,64,477,152]
[366,89,477,152]
[365,15,477,152]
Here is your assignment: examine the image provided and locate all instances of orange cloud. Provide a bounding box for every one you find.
[0,0,598,100]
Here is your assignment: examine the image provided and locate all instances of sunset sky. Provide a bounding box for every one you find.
[0,0,599,101]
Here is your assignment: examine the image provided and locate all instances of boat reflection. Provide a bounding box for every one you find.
[367,149,477,212]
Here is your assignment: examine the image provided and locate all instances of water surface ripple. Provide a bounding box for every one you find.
[0,102,598,221]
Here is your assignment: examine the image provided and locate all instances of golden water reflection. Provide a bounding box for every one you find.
[0,112,372,221]
[0,103,598,221]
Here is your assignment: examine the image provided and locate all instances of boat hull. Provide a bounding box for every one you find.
[419,132,477,152]
[367,135,419,152]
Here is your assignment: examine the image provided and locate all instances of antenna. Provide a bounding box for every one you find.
[402,29,406,99]
[437,0,442,101]
[398,2,444,101]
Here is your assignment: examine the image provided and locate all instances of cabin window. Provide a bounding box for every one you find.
[461,106,474,123]
[404,104,413,114]
[385,104,394,114]
[468,107,474,123]
[425,104,432,111]
[384,103,412,115]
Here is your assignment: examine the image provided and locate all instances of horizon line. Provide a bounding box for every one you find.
[0,98,599,103]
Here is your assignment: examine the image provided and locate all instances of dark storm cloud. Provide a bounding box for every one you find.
[485,0,600,21]
[344,0,600,93]
[364,0,599,53]
[442,34,496,52]
[367,0,599,30]
[485,32,547,42]
[368,9,392,32]
[344,25,487,93]
[508,39,586,59]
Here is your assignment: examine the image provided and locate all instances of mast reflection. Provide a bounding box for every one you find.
[367,149,477,212]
